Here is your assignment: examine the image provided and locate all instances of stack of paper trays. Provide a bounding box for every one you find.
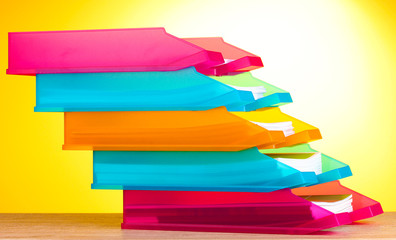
[7,28,383,234]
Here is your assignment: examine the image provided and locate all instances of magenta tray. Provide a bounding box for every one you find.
[184,37,263,75]
[7,28,224,75]
[121,189,351,234]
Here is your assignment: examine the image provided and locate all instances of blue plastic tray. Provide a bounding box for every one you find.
[260,144,352,186]
[35,67,291,112]
[91,147,317,192]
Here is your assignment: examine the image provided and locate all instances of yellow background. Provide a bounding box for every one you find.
[0,0,395,212]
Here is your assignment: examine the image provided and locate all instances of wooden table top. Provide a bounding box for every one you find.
[0,213,394,239]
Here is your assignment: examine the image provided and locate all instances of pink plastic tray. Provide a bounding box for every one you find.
[7,28,224,75]
[184,37,263,76]
[292,180,383,222]
[122,189,351,234]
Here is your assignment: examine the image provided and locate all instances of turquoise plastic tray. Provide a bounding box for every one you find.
[35,68,291,112]
[91,147,317,192]
[260,144,352,186]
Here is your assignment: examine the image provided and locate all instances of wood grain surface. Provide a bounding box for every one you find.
[0,213,394,240]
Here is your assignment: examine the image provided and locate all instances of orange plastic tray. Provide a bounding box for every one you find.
[63,107,285,151]
[234,107,322,148]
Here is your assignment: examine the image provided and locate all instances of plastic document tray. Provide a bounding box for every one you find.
[293,180,383,222]
[212,72,292,111]
[121,189,351,234]
[63,107,285,151]
[91,147,317,191]
[235,108,322,148]
[34,68,278,112]
[7,28,224,75]
[184,37,263,75]
[261,144,352,186]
